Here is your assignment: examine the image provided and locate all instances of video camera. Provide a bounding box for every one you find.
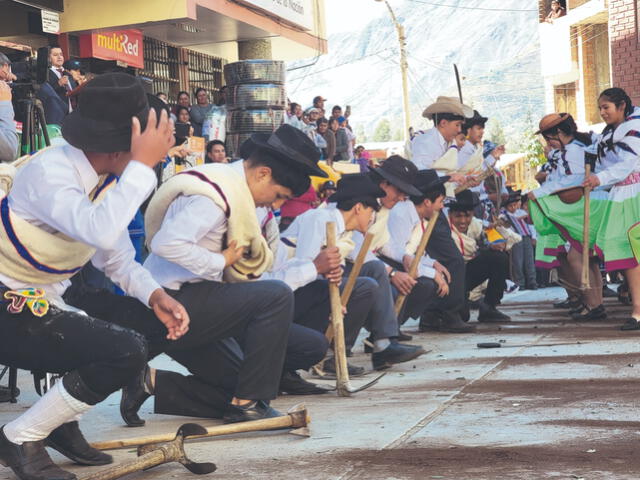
[10,46,50,92]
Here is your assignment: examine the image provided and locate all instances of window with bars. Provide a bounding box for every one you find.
[187,50,225,105]
[139,37,181,103]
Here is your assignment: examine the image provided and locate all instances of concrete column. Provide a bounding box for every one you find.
[238,39,272,60]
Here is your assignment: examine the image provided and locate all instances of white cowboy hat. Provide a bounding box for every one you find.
[422,96,474,120]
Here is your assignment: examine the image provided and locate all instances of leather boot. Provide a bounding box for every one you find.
[0,427,76,480]
[45,421,112,466]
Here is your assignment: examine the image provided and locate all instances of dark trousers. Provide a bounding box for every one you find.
[425,212,466,312]
[394,276,438,324]
[147,278,374,419]
[511,236,537,288]
[466,249,509,306]
[294,278,376,349]
[68,279,293,407]
[343,260,398,343]
[0,296,148,406]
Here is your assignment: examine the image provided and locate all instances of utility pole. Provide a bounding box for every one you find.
[376,0,411,156]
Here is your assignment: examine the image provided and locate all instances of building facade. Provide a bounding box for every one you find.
[538,0,639,130]
[0,0,327,102]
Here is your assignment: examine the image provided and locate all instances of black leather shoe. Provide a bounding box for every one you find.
[120,366,153,427]
[45,421,112,466]
[620,318,640,331]
[553,297,581,309]
[439,311,476,333]
[478,302,512,323]
[322,357,365,377]
[0,427,76,480]
[602,285,617,298]
[223,400,282,424]
[570,304,607,321]
[372,342,425,371]
[279,371,330,395]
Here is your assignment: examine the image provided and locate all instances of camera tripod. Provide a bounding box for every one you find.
[18,89,50,155]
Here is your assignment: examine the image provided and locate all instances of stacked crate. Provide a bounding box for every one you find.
[224,60,287,158]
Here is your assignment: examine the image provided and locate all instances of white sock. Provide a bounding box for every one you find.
[373,338,391,352]
[4,381,92,445]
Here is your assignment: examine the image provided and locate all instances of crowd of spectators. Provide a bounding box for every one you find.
[284,95,367,169]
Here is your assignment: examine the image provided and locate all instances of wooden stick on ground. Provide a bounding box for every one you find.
[91,404,310,451]
[581,164,592,291]
[393,210,440,317]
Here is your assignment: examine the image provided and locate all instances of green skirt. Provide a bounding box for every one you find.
[534,233,565,269]
[529,192,608,255]
[594,183,640,271]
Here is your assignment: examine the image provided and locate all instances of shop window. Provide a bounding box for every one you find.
[139,37,181,103]
[187,50,225,105]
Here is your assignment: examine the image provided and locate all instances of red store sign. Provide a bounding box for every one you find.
[79,29,144,69]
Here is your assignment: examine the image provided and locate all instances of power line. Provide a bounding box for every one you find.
[287,47,395,84]
[406,0,538,13]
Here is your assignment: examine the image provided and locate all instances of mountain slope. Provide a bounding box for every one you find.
[287,0,544,141]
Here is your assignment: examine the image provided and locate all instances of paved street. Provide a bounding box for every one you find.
[2,287,639,480]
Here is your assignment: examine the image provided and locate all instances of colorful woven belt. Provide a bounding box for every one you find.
[615,171,640,187]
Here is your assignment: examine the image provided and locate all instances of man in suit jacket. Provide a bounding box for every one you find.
[46,47,75,116]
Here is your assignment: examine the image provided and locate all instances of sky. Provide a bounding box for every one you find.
[324,0,401,35]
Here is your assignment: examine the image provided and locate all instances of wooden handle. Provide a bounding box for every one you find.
[326,222,351,396]
[80,449,167,480]
[581,164,592,290]
[393,211,440,316]
[325,233,375,343]
[454,168,491,194]
[341,233,374,305]
[91,412,298,451]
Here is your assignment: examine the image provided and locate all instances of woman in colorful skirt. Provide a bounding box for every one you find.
[584,88,640,330]
[529,113,608,320]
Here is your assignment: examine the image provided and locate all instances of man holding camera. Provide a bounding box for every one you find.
[0,52,18,163]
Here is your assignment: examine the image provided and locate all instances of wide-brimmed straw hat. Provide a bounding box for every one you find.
[422,96,474,120]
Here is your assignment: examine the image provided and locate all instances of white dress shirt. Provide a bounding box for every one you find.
[50,66,72,111]
[457,140,477,169]
[143,160,251,289]
[279,206,346,264]
[381,200,436,279]
[410,127,450,171]
[0,142,160,307]
[257,207,318,292]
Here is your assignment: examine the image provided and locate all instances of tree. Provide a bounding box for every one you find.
[485,118,506,146]
[372,119,392,142]
[354,124,368,143]
[392,129,403,141]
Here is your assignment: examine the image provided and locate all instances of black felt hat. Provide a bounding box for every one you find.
[372,155,422,196]
[504,188,522,205]
[464,110,488,129]
[62,72,149,153]
[328,173,385,205]
[447,190,480,211]
[239,124,327,177]
[413,169,450,196]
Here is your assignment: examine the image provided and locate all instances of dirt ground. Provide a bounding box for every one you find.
[2,288,640,480]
